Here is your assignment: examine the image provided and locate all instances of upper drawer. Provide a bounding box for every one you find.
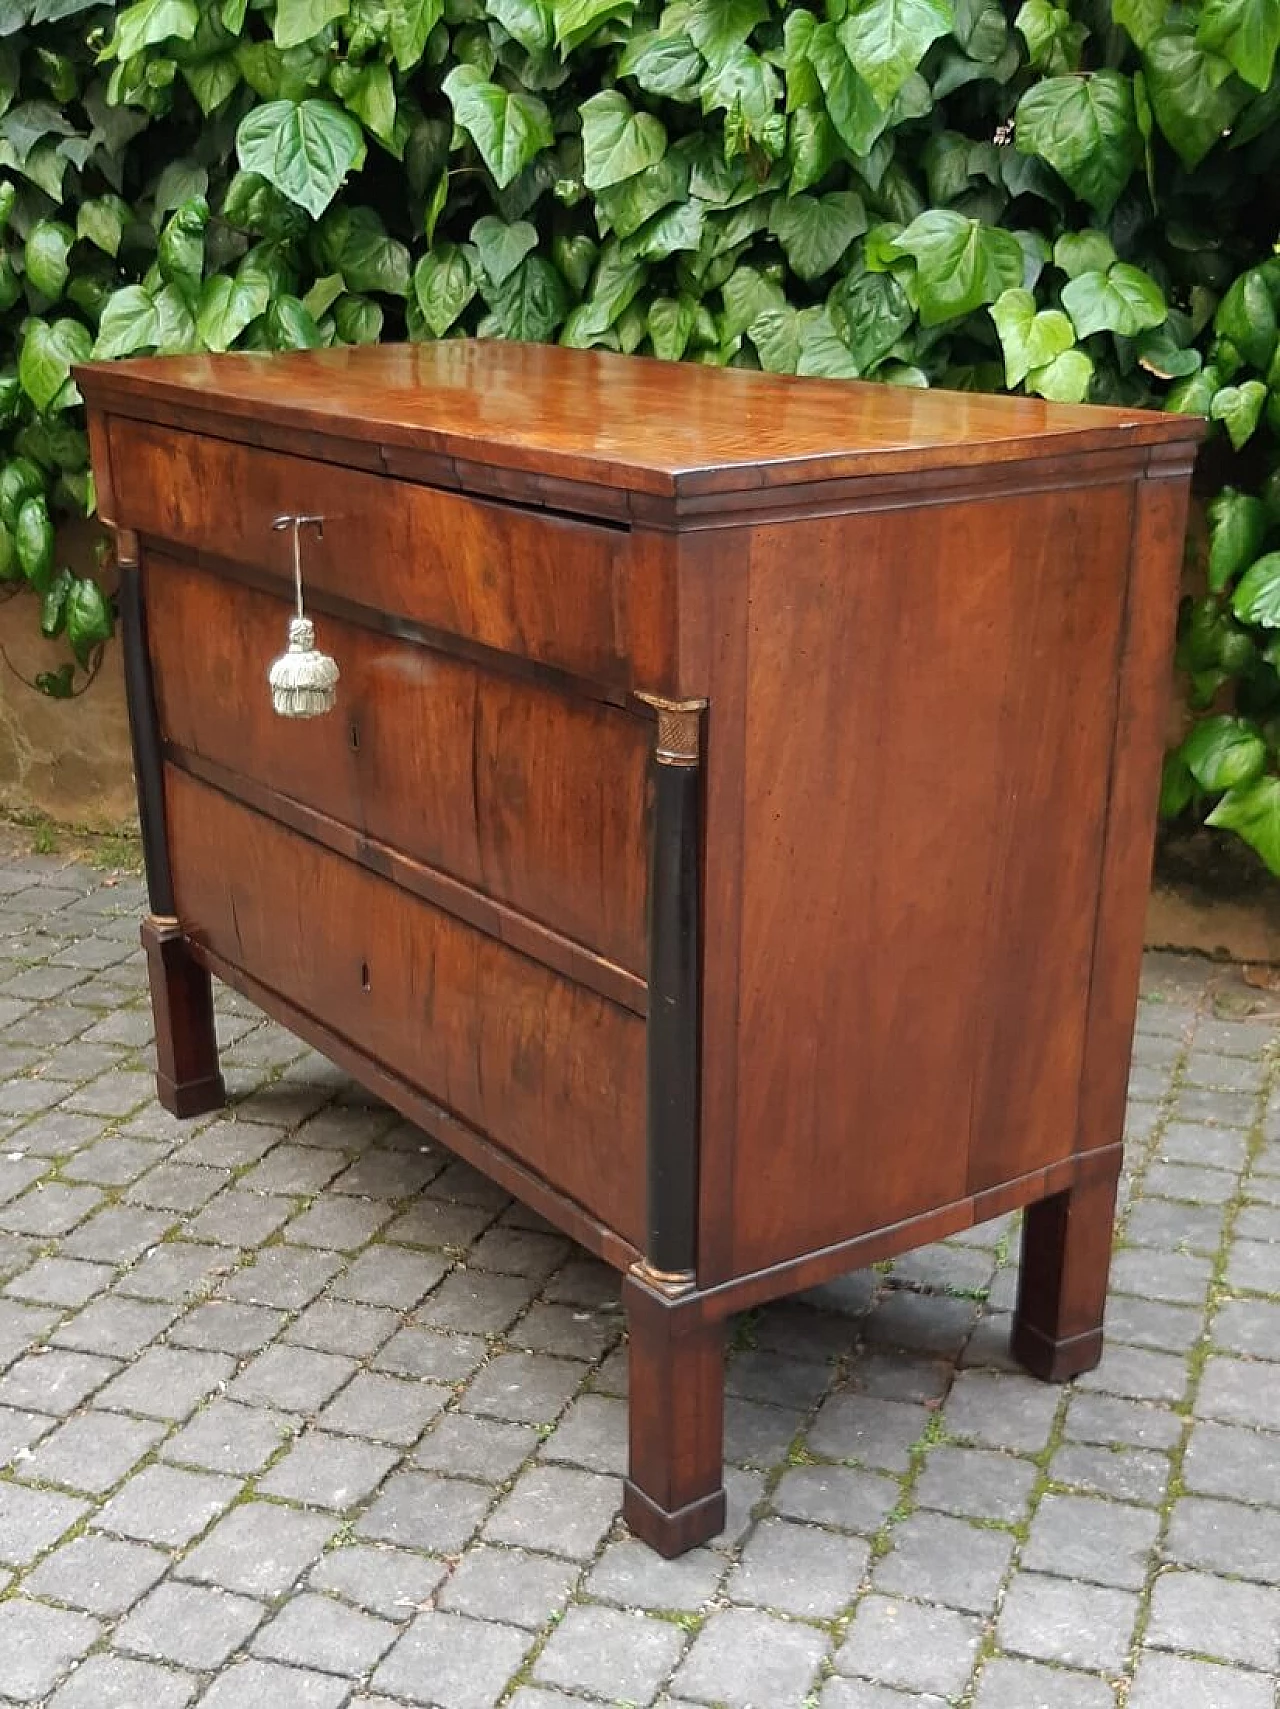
[108,418,639,689]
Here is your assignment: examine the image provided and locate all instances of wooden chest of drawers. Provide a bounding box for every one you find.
[79,343,1200,1555]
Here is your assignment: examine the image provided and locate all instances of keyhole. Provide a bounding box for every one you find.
[360,960,370,992]
[349,723,360,751]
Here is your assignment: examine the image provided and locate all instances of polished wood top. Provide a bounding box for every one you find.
[77,341,1202,499]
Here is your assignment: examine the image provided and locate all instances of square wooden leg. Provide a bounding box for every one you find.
[622,1272,727,1557]
[141,916,226,1118]
[1012,1163,1121,1382]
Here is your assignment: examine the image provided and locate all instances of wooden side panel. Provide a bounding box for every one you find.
[165,768,646,1245]
[725,484,1134,1277]
[145,557,650,974]
[110,419,641,687]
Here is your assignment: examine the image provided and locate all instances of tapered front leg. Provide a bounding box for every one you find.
[622,1270,726,1557]
[1012,1162,1121,1382]
[141,915,226,1118]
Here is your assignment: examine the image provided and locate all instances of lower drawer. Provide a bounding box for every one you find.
[166,767,646,1246]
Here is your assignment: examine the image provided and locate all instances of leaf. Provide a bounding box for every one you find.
[617,30,703,99]
[648,294,696,360]
[684,0,766,68]
[551,0,636,52]
[195,273,271,349]
[315,205,411,296]
[24,219,74,300]
[1027,346,1093,402]
[1014,71,1139,216]
[1182,716,1267,792]
[490,0,553,53]
[331,61,398,150]
[830,269,913,370]
[387,0,443,69]
[1197,0,1280,90]
[40,566,71,638]
[15,494,53,592]
[769,191,867,282]
[274,0,347,47]
[891,210,1024,326]
[66,577,112,665]
[333,293,382,342]
[18,319,90,413]
[412,242,478,336]
[788,105,841,194]
[112,0,199,59]
[795,305,860,377]
[1207,776,1280,872]
[1015,0,1086,72]
[158,197,208,296]
[486,254,567,340]
[471,216,538,286]
[1143,30,1243,170]
[579,89,667,191]
[1232,551,1280,625]
[839,0,953,110]
[442,65,554,190]
[1061,263,1166,339]
[181,53,241,114]
[1207,489,1267,593]
[594,150,687,238]
[989,288,1074,386]
[1215,269,1278,373]
[92,286,161,358]
[236,99,366,219]
[1114,0,1168,50]
[805,21,889,158]
[268,294,323,348]
[35,664,75,699]
[1211,380,1266,449]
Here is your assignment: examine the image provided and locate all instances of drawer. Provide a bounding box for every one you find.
[166,767,647,1246]
[109,418,637,687]
[146,554,650,982]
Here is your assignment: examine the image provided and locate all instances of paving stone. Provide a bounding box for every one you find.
[997,1573,1138,1670]
[873,1509,1013,1612]
[510,1300,620,1360]
[239,1144,350,1195]
[972,1657,1115,1708]
[1127,1651,1273,1709]
[433,1545,576,1630]
[373,1610,530,1709]
[461,1351,585,1424]
[114,1241,239,1302]
[1144,1162,1237,1204]
[0,1479,89,1565]
[418,1270,541,1335]
[114,1581,264,1669]
[193,1658,354,1709]
[1235,1202,1280,1239]
[1146,1567,1280,1668]
[1195,1354,1280,1429]
[1023,1490,1161,1591]
[162,1396,294,1474]
[1110,1247,1215,1305]
[1104,1294,1205,1355]
[24,1534,169,1615]
[916,1445,1038,1522]
[539,1391,627,1474]
[229,1343,357,1412]
[862,1288,980,1357]
[1048,1442,1170,1506]
[328,1247,447,1312]
[96,1345,235,1420]
[725,1346,836,1411]
[806,1391,929,1470]
[724,1394,808,1466]
[412,1413,538,1481]
[483,1465,618,1559]
[184,1189,295,1247]
[179,1501,337,1596]
[318,1369,448,1446]
[533,1603,686,1702]
[285,1298,400,1358]
[1157,1120,1252,1168]
[728,1516,867,1617]
[219,1245,343,1308]
[259,1429,398,1510]
[942,1369,1061,1451]
[252,1591,398,1675]
[1075,1342,1189,1404]
[5,1255,114,1308]
[0,1599,101,1702]
[0,1182,102,1236]
[771,1463,899,1533]
[835,1595,984,1697]
[169,1299,287,1355]
[329,1147,443,1200]
[821,1683,949,1709]
[170,1119,281,1168]
[1164,1494,1280,1580]
[374,1326,488,1383]
[0,1297,60,1365]
[1212,1297,1280,1361]
[285,1194,395,1252]
[309,1544,447,1620]
[0,1404,51,1464]
[94,1462,238,1546]
[1064,1393,1183,1451]
[358,1470,493,1553]
[1225,1239,1280,1293]
[62,1206,174,1264]
[53,1295,178,1360]
[0,1346,120,1415]
[46,1654,197,1709]
[674,1606,828,1708]
[468,1225,570,1278]
[19,1410,165,1494]
[385,1199,497,1251]
[62,1136,166,1187]
[586,1537,723,1612]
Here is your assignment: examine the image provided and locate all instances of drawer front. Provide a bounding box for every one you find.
[167,768,647,1245]
[110,418,634,687]
[146,555,649,979]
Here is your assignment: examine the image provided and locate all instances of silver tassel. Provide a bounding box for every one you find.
[268,514,339,719]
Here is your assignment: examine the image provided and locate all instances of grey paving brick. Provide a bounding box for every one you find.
[18,1409,165,1494]
[0,1599,101,1703]
[835,1594,984,1697]
[53,1295,177,1360]
[318,1370,448,1446]
[114,1240,238,1302]
[229,1343,357,1412]
[821,1684,948,1709]
[96,1345,235,1420]
[61,1205,174,1264]
[535,1603,686,1701]
[1171,1084,1259,1125]
[1104,1294,1205,1354]
[726,1346,836,1410]
[0,1404,52,1464]
[728,1516,867,1617]
[179,1501,337,1596]
[539,1391,626,1474]
[1195,1354,1280,1429]
[358,1470,493,1553]
[252,1591,398,1674]
[0,1479,89,1565]
[806,1391,929,1470]
[0,1182,102,1236]
[1164,1494,1280,1580]
[972,1657,1115,1708]
[484,1464,617,1558]
[330,1246,448,1310]
[418,1270,541,1335]
[468,1225,569,1278]
[997,1573,1138,1670]
[1144,1161,1237,1204]
[126,1162,230,1212]
[506,1693,606,1709]
[329,1146,443,1199]
[510,1300,620,1360]
[435,1545,576,1629]
[1022,1491,1160,1589]
[219,1244,342,1308]
[1235,1201,1280,1239]
[1065,1393,1183,1451]
[374,1326,487,1383]
[1049,1441,1171,1505]
[0,1346,120,1415]
[674,1606,827,1708]
[1110,1247,1215,1305]
[862,1288,980,1357]
[0,1297,60,1365]
[916,1445,1038,1522]
[8,1109,102,1159]
[460,1351,585,1425]
[285,1298,400,1358]
[239,1144,348,1195]
[373,1610,530,1709]
[62,1136,166,1187]
[162,1396,294,1474]
[308,1544,447,1620]
[943,1369,1061,1451]
[1075,1342,1189,1404]
[114,1580,264,1669]
[169,1299,287,1355]
[193,1658,354,1709]
[184,1189,294,1247]
[724,1394,808,1466]
[771,1463,900,1533]
[586,1537,723,1612]
[170,1118,281,1168]
[259,1429,398,1510]
[1127,1651,1272,1709]
[1157,1120,1252,1167]
[24,1533,168,1615]
[5,1255,113,1308]
[1146,1567,1280,1668]
[94,1462,238,1547]
[46,1654,196,1709]
[874,1509,1013,1612]
[385,1198,497,1251]
[412,1413,538,1480]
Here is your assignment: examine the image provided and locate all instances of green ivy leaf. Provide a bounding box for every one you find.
[551,0,636,53]
[273,0,347,49]
[333,293,383,342]
[829,269,913,371]
[15,493,53,591]
[66,576,112,664]
[154,281,198,351]
[806,21,889,158]
[1014,71,1139,216]
[1015,0,1086,72]
[1143,30,1243,170]
[594,150,687,238]
[795,304,860,377]
[18,318,90,413]
[891,210,1024,326]
[489,0,553,53]
[1182,715,1267,792]
[580,88,666,191]
[443,64,554,190]
[112,0,199,60]
[314,205,411,296]
[684,0,766,68]
[40,565,71,638]
[1207,776,1280,873]
[92,285,161,358]
[1207,489,1268,593]
[236,98,365,219]
[181,51,241,114]
[1197,0,1280,91]
[386,0,443,69]
[617,29,702,99]
[24,218,74,299]
[769,191,866,283]
[838,0,954,111]
[195,272,271,349]
[989,287,1074,386]
[471,215,539,286]
[1061,262,1166,339]
[1052,229,1116,278]
[1233,551,1280,625]
[486,253,567,340]
[648,293,696,360]
[1215,269,1278,373]
[1211,379,1266,449]
[158,196,208,297]
[268,293,323,347]
[787,105,841,194]
[331,60,399,151]
[412,241,477,336]
[1114,0,1168,51]
[1027,346,1092,402]
[0,520,16,582]
[551,233,597,294]
[0,459,45,532]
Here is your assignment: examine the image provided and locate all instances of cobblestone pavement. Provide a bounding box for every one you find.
[1,847,1279,1708]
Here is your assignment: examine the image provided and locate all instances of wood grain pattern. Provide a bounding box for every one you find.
[145,554,650,975]
[165,766,646,1246]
